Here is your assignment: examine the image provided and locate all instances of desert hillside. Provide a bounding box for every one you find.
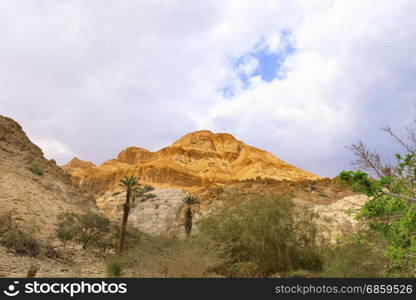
[63,130,320,193]
[0,115,97,238]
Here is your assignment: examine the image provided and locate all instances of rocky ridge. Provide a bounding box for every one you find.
[0,115,97,238]
[63,130,320,193]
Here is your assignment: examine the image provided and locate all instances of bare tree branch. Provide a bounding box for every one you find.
[348,141,387,178]
[382,192,416,203]
[406,125,416,152]
[382,127,416,154]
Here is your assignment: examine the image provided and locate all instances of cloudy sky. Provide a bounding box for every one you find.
[1,0,415,177]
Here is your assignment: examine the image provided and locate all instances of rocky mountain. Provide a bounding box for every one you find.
[63,130,320,193]
[0,115,97,238]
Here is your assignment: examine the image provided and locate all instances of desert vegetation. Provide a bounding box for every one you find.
[0,210,58,259]
[56,211,141,255]
[116,176,156,255]
[46,192,332,277]
[2,187,413,277]
[337,124,416,277]
[197,194,324,277]
[117,176,139,255]
[182,195,198,238]
[27,164,44,176]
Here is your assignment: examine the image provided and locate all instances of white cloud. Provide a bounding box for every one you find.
[33,138,77,162]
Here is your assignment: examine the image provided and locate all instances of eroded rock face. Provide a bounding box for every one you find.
[63,130,320,193]
[0,115,98,238]
[129,188,186,235]
[313,194,369,241]
[292,194,369,242]
[95,188,186,236]
[117,147,153,164]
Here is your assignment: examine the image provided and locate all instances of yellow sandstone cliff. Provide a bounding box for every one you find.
[63,130,320,192]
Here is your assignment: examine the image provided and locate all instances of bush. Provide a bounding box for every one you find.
[122,225,142,250]
[198,194,324,277]
[106,257,123,277]
[320,236,389,277]
[286,269,315,278]
[143,185,155,192]
[28,164,44,176]
[229,262,258,277]
[77,212,111,248]
[56,212,111,249]
[56,212,141,253]
[1,227,41,256]
[56,213,79,247]
[44,244,60,259]
[0,211,13,236]
[123,236,223,277]
[97,224,142,254]
[26,263,39,278]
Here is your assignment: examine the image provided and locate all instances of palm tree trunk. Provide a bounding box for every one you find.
[184,208,193,238]
[117,189,131,255]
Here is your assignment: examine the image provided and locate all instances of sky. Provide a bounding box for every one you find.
[1,0,416,177]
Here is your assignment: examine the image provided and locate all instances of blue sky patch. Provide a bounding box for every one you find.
[220,30,295,98]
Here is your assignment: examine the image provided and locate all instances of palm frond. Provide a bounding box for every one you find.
[182,195,198,206]
[119,175,139,188]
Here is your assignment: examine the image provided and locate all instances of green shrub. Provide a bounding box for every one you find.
[56,212,111,249]
[198,194,324,277]
[0,211,13,236]
[105,223,143,250]
[77,212,111,248]
[28,164,44,176]
[44,244,60,259]
[106,257,123,277]
[56,213,79,247]
[56,212,141,253]
[26,263,39,278]
[286,269,315,278]
[143,185,155,192]
[112,191,121,196]
[123,236,223,277]
[1,227,41,256]
[320,232,391,277]
[229,262,258,277]
[122,225,142,250]
[309,185,318,191]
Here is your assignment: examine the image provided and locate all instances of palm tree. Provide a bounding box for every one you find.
[182,195,198,238]
[117,175,139,255]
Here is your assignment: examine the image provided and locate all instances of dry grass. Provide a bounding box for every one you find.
[1,227,41,256]
[121,235,224,277]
